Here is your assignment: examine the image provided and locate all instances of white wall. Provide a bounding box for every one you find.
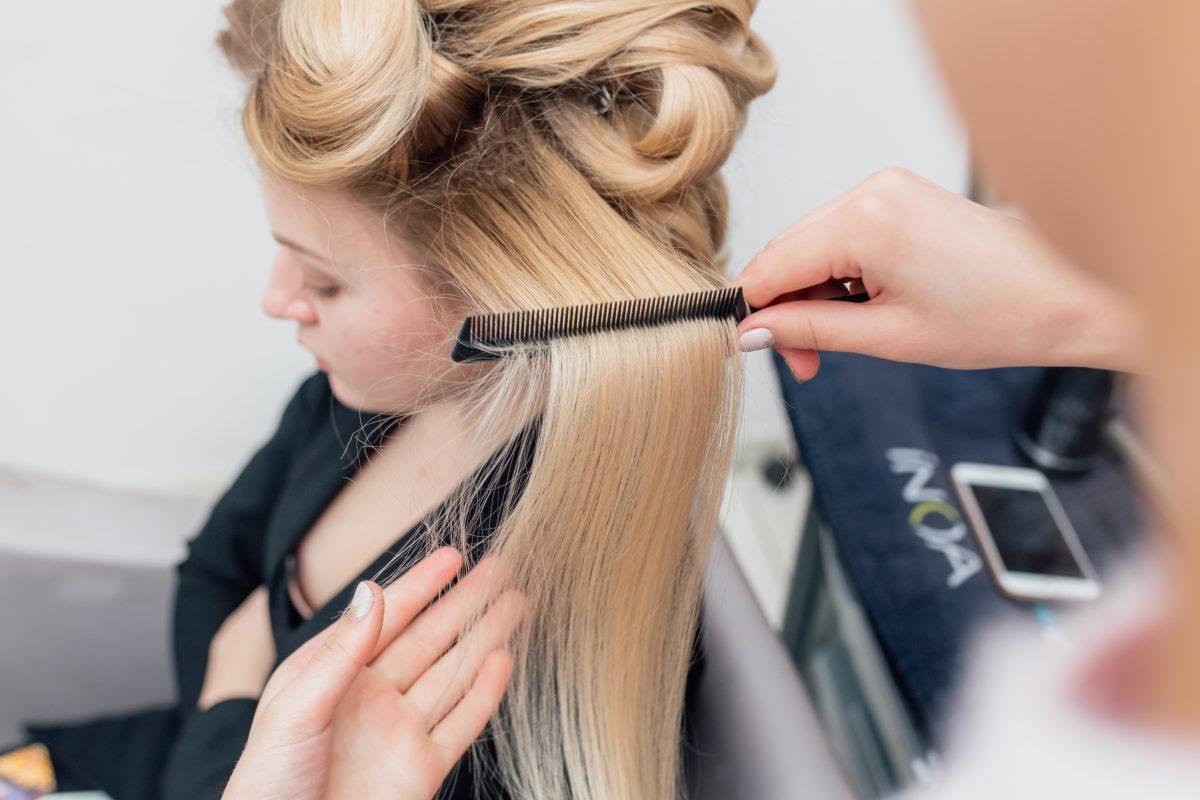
[1,1,312,494]
[0,1,965,498]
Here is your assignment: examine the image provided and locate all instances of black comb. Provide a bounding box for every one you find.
[450,282,869,362]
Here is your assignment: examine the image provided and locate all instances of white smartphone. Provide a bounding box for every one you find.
[949,462,1101,602]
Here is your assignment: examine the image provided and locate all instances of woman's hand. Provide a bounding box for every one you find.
[732,168,1145,380]
[199,586,276,710]
[223,548,526,800]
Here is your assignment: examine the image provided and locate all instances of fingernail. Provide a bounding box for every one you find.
[351,581,373,620]
[738,327,776,352]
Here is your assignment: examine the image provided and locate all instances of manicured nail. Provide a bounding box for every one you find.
[738,327,776,352]
[351,581,373,620]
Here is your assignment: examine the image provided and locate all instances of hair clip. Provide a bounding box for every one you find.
[586,84,614,116]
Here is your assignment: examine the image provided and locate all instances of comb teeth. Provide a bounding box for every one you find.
[451,286,751,362]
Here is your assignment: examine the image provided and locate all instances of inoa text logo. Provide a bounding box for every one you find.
[886,448,981,589]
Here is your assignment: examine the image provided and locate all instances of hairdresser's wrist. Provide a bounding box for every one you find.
[1051,279,1146,373]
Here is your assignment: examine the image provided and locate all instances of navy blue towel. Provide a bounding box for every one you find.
[774,352,1143,740]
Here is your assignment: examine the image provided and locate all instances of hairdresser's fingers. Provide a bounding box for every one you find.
[761,176,872,249]
[261,581,383,736]
[733,168,938,310]
[737,299,904,360]
[733,206,870,311]
[406,590,528,729]
[428,650,514,767]
[777,348,822,383]
[373,556,512,691]
[371,547,464,661]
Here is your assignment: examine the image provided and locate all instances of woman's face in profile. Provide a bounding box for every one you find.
[259,174,468,413]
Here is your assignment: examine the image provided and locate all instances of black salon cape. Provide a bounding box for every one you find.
[27,371,705,800]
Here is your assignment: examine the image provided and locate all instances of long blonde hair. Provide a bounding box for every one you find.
[219,2,774,797]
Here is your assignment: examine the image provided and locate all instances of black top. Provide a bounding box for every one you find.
[28,371,704,799]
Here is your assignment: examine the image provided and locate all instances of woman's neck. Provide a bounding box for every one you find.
[393,400,477,470]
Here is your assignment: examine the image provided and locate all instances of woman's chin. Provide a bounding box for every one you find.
[326,373,353,406]
[327,376,380,414]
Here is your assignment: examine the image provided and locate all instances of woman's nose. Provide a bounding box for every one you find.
[261,252,317,324]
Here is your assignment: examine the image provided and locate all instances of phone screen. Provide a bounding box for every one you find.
[971,485,1086,578]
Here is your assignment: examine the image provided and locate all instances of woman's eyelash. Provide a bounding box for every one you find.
[302,283,340,299]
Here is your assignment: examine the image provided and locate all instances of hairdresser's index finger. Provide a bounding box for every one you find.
[733,209,866,312]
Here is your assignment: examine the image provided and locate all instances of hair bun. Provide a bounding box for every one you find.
[427,0,776,202]
[220,0,773,264]
[405,50,486,163]
[228,0,438,184]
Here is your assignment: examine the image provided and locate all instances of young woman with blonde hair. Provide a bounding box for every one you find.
[23,1,775,798]
[213,2,1200,798]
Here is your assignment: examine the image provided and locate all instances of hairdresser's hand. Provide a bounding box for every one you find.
[732,168,1144,380]
[223,549,526,800]
[199,586,276,710]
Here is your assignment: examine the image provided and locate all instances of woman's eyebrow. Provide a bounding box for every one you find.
[271,231,340,277]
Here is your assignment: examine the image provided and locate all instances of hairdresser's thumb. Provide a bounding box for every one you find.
[776,348,821,382]
[275,581,383,734]
[737,300,887,367]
